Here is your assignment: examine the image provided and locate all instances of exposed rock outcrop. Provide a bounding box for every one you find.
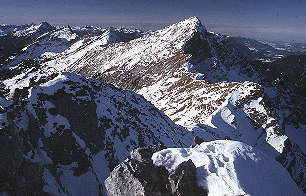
[0,72,194,195]
[105,146,207,196]
[191,136,204,147]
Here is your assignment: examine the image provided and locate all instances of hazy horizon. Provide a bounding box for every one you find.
[0,0,304,43]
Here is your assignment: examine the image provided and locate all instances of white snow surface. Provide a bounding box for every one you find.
[5,71,197,195]
[1,26,143,97]
[1,17,304,194]
[152,140,302,196]
[67,16,205,76]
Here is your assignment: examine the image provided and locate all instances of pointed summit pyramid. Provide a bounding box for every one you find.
[149,16,206,49]
[67,16,209,77]
[169,16,206,32]
[36,21,56,33]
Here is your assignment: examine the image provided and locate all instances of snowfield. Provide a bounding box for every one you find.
[0,16,305,195]
[152,140,302,196]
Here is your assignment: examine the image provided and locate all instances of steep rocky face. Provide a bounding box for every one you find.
[105,146,207,196]
[63,17,305,190]
[257,55,305,144]
[0,72,198,195]
[106,141,302,196]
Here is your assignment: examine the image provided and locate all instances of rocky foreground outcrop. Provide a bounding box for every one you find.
[106,141,303,196]
[0,72,198,195]
[105,146,207,196]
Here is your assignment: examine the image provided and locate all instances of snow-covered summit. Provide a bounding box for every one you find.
[151,16,206,49]
[36,21,55,32]
[63,16,305,190]
[66,16,208,78]
[170,16,206,32]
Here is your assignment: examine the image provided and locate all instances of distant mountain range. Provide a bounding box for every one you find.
[227,36,306,62]
[0,18,304,195]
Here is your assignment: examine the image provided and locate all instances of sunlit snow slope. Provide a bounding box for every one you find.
[63,16,305,190]
[0,16,304,193]
[152,140,302,196]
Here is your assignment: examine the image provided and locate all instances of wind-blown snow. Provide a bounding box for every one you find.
[152,140,302,196]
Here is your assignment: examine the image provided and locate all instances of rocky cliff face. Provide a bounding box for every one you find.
[105,146,207,196]
[105,142,302,196]
[0,72,199,195]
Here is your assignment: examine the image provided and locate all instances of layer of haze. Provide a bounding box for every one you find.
[0,0,304,42]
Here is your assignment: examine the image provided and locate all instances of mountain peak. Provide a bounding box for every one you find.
[182,16,201,24]
[174,16,206,32]
[37,21,55,31]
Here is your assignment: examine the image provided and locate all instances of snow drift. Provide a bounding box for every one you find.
[152,140,302,196]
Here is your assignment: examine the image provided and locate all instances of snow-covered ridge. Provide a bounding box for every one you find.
[1,22,144,68]
[0,23,33,36]
[0,71,200,195]
[159,16,206,33]
[0,16,304,193]
[13,22,55,37]
[0,21,56,38]
[1,25,144,96]
[67,16,207,76]
[62,16,304,190]
[152,140,302,196]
